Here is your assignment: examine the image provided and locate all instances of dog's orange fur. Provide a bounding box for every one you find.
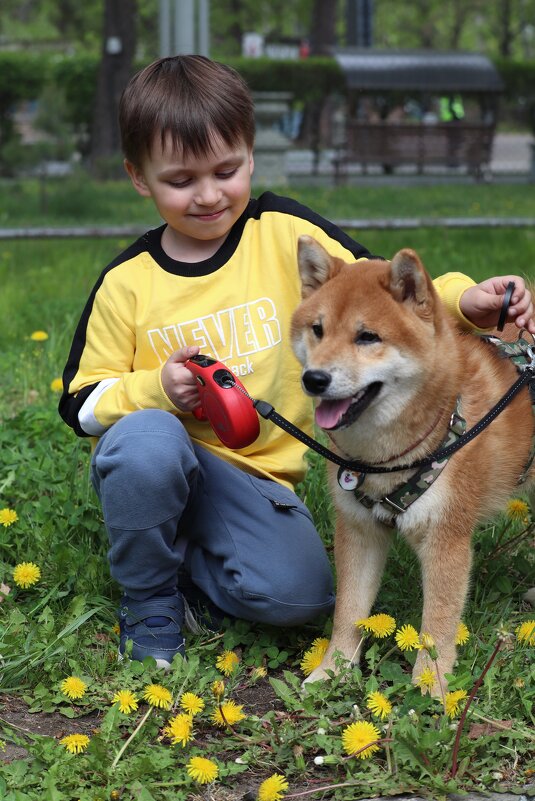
[291,236,534,693]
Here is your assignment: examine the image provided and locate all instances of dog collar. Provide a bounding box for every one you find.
[338,398,466,527]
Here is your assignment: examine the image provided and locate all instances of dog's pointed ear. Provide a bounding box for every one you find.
[297,236,341,298]
[389,248,435,314]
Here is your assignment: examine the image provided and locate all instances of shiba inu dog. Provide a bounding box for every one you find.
[291,235,534,694]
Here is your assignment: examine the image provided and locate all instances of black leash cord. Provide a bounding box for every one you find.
[253,367,534,475]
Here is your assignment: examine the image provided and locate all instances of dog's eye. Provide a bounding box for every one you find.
[312,322,323,339]
[356,330,381,344]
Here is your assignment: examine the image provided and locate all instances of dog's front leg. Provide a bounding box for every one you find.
[304,515,392,683]
[412,526,473,697]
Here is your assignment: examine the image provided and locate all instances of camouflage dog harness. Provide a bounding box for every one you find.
[337,401,466,529]
[338,332,535,529]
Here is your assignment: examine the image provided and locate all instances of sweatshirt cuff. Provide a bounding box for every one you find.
[433,272,479,331]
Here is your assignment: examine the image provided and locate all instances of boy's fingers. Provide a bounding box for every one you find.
[168,345,200,364]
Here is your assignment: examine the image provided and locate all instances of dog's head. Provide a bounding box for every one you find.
[291,236,449,436]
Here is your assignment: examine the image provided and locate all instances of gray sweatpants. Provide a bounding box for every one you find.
[90,409,335,626]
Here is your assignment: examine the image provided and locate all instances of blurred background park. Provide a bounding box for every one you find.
[1,0,535,188]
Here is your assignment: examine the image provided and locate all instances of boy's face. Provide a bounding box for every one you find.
[125,134,254,256]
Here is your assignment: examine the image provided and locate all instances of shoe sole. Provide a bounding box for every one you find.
[117,647,176,671]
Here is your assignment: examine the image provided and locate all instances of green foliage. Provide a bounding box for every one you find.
[0,53,49,110]
[227,56,344,103]
[51,54,99,133]
[0,52,50,174]
[496,59,535,133]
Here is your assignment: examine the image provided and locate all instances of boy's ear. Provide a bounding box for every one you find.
[248,150,254,176]
[124,159,151,197]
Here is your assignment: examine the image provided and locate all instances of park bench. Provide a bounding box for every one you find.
[332,120,495,181]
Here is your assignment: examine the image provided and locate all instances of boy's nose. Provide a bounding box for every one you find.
[194,180,221,206]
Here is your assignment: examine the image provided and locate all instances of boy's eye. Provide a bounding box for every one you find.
[216,168,238,179]
[168,178,191,188]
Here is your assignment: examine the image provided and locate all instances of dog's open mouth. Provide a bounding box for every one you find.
[315,382,382,430]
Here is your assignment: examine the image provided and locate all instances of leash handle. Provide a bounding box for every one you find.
[497,281,515,331]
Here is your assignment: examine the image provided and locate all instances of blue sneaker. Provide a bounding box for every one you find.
[119,593,186,670]
[177,571,231,634]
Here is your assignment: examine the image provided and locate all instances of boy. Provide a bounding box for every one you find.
[59,55,534,670]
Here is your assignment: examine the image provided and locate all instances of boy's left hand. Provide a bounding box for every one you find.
[460,275,535,334]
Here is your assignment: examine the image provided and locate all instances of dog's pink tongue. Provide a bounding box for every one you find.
[315,398,352,430]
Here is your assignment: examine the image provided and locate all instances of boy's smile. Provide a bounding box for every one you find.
[125,134,254,262]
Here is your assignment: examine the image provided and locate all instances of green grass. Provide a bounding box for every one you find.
[2,175,535,227]
[0,179,534,800]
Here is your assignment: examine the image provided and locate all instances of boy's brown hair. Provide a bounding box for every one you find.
[119,55,255,167]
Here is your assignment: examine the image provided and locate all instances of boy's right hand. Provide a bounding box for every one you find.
[161,345,201,411]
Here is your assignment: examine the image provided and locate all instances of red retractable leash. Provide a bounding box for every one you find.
[185,354,260,449]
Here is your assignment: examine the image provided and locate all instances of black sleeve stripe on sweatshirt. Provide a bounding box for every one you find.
[58,228,165,436]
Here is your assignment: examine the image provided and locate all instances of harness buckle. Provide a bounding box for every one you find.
[380,495,407,515]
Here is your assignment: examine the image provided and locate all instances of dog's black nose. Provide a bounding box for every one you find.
[302,369,331,394]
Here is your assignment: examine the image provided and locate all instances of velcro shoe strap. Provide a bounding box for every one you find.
[122,596,184,627]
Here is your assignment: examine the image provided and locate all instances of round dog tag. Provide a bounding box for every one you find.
[337,467,365,491]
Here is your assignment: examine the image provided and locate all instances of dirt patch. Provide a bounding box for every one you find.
[0,693,102,762]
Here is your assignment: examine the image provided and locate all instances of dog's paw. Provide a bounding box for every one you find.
[303,665,331,684]
[302,666,331,687]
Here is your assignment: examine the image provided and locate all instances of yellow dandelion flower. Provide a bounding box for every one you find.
[251,666,268,681]
[300,637,329,676]
[0,508,18,527]
[356,613,396,638]
[366,691,392,720]
[60,733,90,754]
[395,624,422,651]
[505,499,529,521]
[13,562,41,589]
[515,620,535,646]
[112,689,138,714]
[258,772,289,801]
[30,330,48,341]
[415,666,436,692]
[164,712,193,747]
[420,632,435,650]
[50,377,63,392]
[187,755,219,784]
[211,679,225,698]
[216,649,240,676]
[444,689,467,718]
[143,683,172,709]
[456,622,470,646]
[341,720,381,759]
[211,699,246,727]
[180,692,204,716]
[61,676,87,701]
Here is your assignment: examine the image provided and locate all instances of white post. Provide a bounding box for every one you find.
[175,0,195,54]
[198,0,210,56]
[159,0,172,57]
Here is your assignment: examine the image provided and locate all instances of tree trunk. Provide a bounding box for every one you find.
[302,0,339,172]
[90,0,137,173]
[309,0,338,55]
[498,0,513,57]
